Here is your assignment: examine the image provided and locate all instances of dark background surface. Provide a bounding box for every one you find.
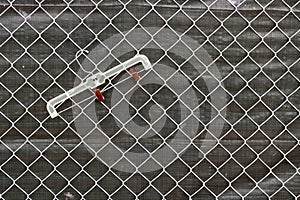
[0,0,300,199]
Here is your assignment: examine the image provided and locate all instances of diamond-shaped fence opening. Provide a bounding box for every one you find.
[1,0,300,199]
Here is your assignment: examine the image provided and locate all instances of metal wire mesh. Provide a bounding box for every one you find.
[1,0,300,199]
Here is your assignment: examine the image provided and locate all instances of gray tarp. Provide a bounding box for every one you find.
[0,0,300,199]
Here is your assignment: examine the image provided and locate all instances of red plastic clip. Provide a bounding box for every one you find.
[93,88,105,102]
[129,67,140,81]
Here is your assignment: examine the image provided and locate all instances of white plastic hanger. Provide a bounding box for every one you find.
[46,54,151,118]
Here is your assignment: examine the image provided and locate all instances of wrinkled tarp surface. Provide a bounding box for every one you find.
[0,0,300,199]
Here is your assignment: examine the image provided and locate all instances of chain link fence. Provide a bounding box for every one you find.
[1,0,300,199]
